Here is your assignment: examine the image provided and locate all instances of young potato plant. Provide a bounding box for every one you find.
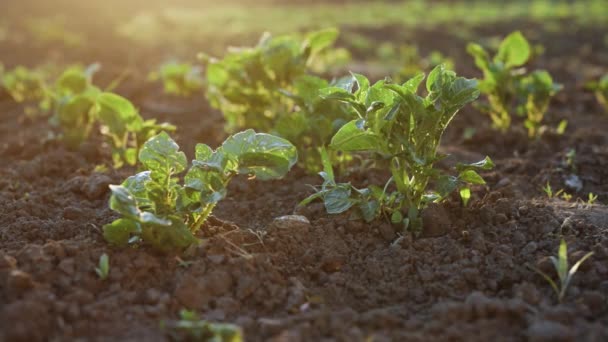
[103,130,297,252]
[468,31,562,137]
[204,28,353,172]
[49,65,175,167]
[0,65,49,111]
[302,65,493,233]
[148,61,205,97]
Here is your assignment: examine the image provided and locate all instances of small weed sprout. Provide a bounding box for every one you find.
[530,239,593,303]
[95,253,110,280]
[587,193,598,205]
[586,74,608,112]
[163,309,243,342]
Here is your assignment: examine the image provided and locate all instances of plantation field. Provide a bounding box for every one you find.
[1,0,608,341]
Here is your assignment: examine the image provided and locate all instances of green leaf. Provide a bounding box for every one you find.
[306,28,339,54]
[466,43,490,71]
[221,130,297,180]
[456,156,495,172]
[391,211,403,224]
[458,170,486,185]
[96,92,143,138]
[329,120,379,152]
[103,218,140,246]
[108,185,141,219]
[459,187,471,207]
[56,67,89,95]
[324,185,354,214]
[495,31,531,68]
[141,216,199,253]
[402,73,425,93]
[139,132,188,179]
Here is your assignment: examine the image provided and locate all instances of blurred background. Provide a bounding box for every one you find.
[1,0,606,77]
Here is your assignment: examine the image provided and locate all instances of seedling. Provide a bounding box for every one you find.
[468,31,561,137]
[587,192,598,205]
[530,239,593,303]
[586,74,608,112]
[95,253,110,280]
[163,309,243,342]
[302,66,492,233]
[204,28,352,172]
[149,61,204,96]
[103,130,297,252]
[542,182,564,199]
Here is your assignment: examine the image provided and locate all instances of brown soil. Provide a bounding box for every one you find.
[1,11,608,342]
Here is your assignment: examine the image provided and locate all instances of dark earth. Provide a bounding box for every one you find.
[1,3,608,341]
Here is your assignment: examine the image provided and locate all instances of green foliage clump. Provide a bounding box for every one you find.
[48,65,175,167]
[103,130,297,252]
[468,31,562,137]
[149,61,205,97]
[302,65,492,233]
[0,65,48,104]
[204,28,353,172]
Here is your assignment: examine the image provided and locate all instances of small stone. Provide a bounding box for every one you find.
[271,215,311,232]
[580,291,605,316]
[63,206,85,221]
[527,320,572,342]
[83,173,113,200]
[378,223,396,241]
[8,270,35,295]
[321,255,345,273]
[58,259,75,275]
[495,213,508,224]
[144,288,161,305]
[479,206,495,225]
[495,177,511,188]
[522,241,538,256]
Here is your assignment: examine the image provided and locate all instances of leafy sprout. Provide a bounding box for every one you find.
[103,130,297,252]
[529,239,593,303]
[95,253,110,280]
[586,74,608,112]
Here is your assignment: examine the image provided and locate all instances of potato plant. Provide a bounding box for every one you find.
[148,61,205,96]
[104,130,297,252]
[204,28,353,172]
[302,65,493,233]
[0,65,49,107]
[468,31,561,137]
[46,65,175,167]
